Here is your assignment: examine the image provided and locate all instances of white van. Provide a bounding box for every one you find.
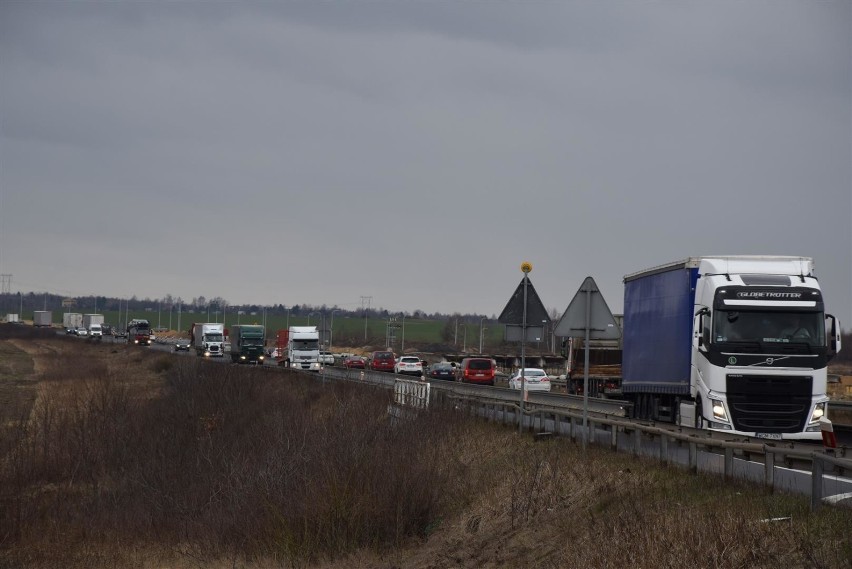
[88,324,103,338]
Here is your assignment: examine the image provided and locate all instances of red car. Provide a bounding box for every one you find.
[456,357,496,386]
[344,355,366,369]
[370,351,395,372]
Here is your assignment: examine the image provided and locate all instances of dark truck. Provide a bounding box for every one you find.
[228,324,266,364]
[127,319,152,346]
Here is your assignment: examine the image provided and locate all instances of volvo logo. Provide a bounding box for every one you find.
[728,356,737,365]
[765,357,774,365]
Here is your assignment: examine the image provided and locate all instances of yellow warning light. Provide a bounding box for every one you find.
[520,262,532,274]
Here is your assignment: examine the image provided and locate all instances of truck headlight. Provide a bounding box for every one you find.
[710,398,728,422]
[809,402,826,424]
[258,355,264,361]
[240,355,246,360]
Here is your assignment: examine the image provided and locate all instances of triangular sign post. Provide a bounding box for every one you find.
[498,264,551,433]
[498,276,550,342]
[554,276,620,339]
[554,277,620,448]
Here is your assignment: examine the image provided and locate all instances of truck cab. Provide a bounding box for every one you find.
[688,258,840,440]
[229,325,266,364]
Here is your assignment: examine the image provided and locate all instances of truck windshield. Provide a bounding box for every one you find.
[243,338,264,346]
[205,333,224,342]
[293,339,319,350]
[713,310,824,346]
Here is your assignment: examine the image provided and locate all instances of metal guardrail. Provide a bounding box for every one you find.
[830,400,852,412]
[315,365,852,510]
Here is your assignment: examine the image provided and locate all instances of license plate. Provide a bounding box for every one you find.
[755,433,782,440]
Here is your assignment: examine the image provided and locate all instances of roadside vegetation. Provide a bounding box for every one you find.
[1,325,851,568]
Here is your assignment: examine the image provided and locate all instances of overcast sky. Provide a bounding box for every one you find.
[1,1,850,325]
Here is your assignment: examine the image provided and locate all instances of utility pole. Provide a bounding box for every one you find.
[361,296,372,341]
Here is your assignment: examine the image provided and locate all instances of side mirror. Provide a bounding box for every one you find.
[694,308,710,350]
[825,314,841,359]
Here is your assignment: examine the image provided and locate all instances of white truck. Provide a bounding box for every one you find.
[275,326,321,371]
[33,311,53,327]
[63,313,83,330]
[622,256,842,441]
[83,314,104,332]
[191,322,225,357]
[6,314,20,324]
[83,314,104,337]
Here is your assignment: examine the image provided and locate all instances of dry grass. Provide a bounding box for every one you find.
[1,326,851,568]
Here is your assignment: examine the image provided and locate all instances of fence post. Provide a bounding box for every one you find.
[660,434,668,464]
[633,428,641,457]
[611,423,618,450]
[689,441,698,473]
[764,448,775,491]
[811,453,824,511]
[724,447,733,480]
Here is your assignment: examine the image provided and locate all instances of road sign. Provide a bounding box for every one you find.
[554,277,620,340]
[499,276,550,342]
[554,276,620,447]
[498,277,549,327]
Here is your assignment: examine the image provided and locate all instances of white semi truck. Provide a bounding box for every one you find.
[191,322,225,357]
[622,256,842,441]
[275,326,321,371]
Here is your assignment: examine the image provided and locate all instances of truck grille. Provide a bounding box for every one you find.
[725,375,812,433]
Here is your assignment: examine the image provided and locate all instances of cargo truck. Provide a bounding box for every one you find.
[33,311,53,327]
[5,314,20,324]
[228,324,266,364]
[82,314,105,329]
[63,313,83,330]
[190,323,225,357]
[276,326,321,371]
[622,256,841,441]
[127,319,152,346]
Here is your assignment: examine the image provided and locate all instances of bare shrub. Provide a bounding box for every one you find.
[3,343,852,568]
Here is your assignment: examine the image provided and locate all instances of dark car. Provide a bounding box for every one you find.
[174,338,191,352]
[344,355,366,369]
[370,351,395,372]
[427,362,455,381]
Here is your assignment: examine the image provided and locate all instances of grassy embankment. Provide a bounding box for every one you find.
[0,325,851,568]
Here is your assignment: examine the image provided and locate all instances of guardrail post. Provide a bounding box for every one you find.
[660,434,668,464]
[764,448,775,491]
[689,441,698,473]
[554,413,560,436]
[724,447,733,480]
[568,416,575,441]
[811,453,824,511]
[611,424,618,450]
[588,419,595,445]
[633,428,641,457]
